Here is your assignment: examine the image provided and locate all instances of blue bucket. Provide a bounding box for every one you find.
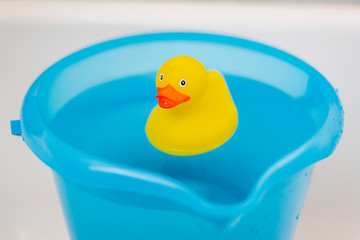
[17,33,343,240]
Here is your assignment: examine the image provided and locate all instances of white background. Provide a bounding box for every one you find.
[0,2,359,240]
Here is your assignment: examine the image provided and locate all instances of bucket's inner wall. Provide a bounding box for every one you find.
[39,40,328,204]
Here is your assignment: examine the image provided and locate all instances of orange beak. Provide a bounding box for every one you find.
[156,84,190,108]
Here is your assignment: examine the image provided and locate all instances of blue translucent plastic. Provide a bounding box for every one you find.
[19,33,343,240]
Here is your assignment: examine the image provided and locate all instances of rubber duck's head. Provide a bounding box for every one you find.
[155,56,208,109]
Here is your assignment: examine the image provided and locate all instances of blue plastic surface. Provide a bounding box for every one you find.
[10,120,22,135]
[19,33,343,240]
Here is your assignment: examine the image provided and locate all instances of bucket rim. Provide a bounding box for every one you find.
[20,32,344,219]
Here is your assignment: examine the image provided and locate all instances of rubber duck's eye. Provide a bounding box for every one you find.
[159,73,164,81]
[180,79,186,87]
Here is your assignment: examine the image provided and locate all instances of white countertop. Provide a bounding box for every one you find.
[1,2,359,240]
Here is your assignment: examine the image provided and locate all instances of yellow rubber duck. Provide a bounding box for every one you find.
[146,56,238,156]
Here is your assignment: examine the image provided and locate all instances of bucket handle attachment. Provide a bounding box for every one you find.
[10,120,22,136]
